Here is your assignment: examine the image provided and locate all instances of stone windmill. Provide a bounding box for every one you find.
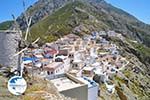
[0,0,40,76]
[0,27,22,73]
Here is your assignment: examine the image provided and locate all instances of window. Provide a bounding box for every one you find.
[51,71,54,74]
[47,71,50,75]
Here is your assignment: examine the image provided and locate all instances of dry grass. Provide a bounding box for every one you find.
[0,76,73,100]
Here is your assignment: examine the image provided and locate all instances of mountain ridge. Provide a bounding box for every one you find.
[1,0,149,47]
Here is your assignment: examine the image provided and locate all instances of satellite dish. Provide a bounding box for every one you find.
[7,76,27,95]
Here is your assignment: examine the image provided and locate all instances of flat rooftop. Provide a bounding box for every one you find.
[51,77,81,91]
[44,62,63,70]
[48,74,86,92]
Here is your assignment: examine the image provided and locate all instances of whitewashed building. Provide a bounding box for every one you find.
[78,77,99,100]
[43,62,64,76]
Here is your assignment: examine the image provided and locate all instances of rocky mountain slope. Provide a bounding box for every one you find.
[1,0,149,46]
[0,0,150,100]
[14,0,150,47]
[105,36,150,100]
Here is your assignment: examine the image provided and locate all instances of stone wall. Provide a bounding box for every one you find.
[0,30,22,71]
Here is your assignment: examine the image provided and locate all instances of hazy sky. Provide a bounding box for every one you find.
[0,0,149,24]
[106,0,150,24]
[0,0,38,22]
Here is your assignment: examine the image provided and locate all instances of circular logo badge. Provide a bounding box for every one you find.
[7,76,27,95]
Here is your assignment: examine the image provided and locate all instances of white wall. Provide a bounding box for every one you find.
[88,86,98,100]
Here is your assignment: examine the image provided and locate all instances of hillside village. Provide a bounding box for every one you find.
[0,0,150,100]
[19,30,129,100]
